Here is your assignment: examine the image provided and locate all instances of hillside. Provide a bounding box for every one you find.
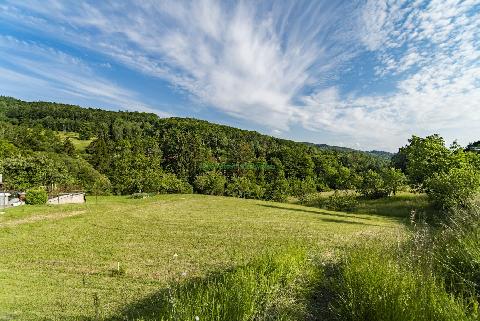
[0,96,388,198]
[303,142,393,160]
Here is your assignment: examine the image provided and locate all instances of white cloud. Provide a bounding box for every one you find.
[0,0,479,150]
[0,36,169,116]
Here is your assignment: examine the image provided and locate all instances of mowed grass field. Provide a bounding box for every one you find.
[0,195,404,320]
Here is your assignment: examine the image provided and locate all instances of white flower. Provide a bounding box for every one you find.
[195,316,199,321]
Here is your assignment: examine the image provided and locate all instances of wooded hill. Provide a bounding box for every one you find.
[0,96,389,200]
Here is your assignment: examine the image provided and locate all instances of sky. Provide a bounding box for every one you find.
[0,0,479,152]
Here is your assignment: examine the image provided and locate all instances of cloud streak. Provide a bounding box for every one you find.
[0,0,479,150]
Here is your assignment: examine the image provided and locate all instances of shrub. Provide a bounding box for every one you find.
[226,176,265,199]
[194,171,226,195]
[356,168,406,199]
[424,166,480,210]
[265,177,289,203]
[324,191,358,212]
[288,177,317,198]
[154,173,193,194]
[356,169,389,199]
[25,188,48,205]
[381,167,406,196]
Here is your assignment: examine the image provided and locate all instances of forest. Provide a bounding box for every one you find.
[1,96,479,212]
[0,97,390,198]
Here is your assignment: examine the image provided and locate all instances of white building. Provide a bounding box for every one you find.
[0,193,11,208]
[47,193,86,205]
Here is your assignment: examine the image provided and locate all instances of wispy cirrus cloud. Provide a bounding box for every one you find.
[0,0,479,150]
[0,35,168,115]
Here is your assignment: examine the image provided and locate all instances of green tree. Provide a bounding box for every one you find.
[63,138,76,156]
[194,171,226,196]
[402,135,457,190]
[357,169,388,199]
[425,166,480,210]
[226,176,265,199]
[381,167,406,196]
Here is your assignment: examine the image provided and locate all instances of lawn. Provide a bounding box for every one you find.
[57,131,94,153]
[0,195,403,320]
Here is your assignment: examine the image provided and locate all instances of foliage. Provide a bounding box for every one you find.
[226,176,265,199]
[356,167,406,199]
[0,97,392,199]
[323,190,359,212]
[331,245,474,321]
[25,188,48,205]
[288,176,317,198]
[194,171,226,195]
[116,251,312,321]
[431,206,480,297]
[62,138,76,156]
[155,173,193,194]
[381,167,407,195]
[356,169,388,199]
[265,163,289,202]
[425,166,480,210]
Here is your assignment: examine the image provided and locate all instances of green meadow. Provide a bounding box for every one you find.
[0,195,402,320]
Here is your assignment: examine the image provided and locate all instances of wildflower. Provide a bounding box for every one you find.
[173,253,178,258]
[195,317,200,321]
[181,271,187,277]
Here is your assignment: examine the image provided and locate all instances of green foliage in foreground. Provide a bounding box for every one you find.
[425,166,480,210]
[431,206,480,298]
[324,205,480,321]
[111,250,318,321]
[331,246,475,321]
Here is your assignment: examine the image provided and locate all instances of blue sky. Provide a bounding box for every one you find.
[0,0,479,151]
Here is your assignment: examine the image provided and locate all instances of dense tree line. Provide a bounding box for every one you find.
[2,96,479,208]
[0,97,393,200]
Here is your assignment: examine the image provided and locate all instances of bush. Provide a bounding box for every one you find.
[356,170,389,199]
[356,168,406,199]
[226,176,265,199]
[299,191,358,212]
[288,177,317,198]
[194,171,226,195]
[151,173,192,194]
[25,188,48,205]
[324,191,358,212]
[424,166,480,210]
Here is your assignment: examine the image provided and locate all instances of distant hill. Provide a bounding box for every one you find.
[303,143,393,160]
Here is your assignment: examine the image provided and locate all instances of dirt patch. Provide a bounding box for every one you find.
[0,210,86,228]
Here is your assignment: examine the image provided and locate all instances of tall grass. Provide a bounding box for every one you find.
[330,245,475,321]
[110,249,321,321]
[322,205,480,321]
[430,206,480,301]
